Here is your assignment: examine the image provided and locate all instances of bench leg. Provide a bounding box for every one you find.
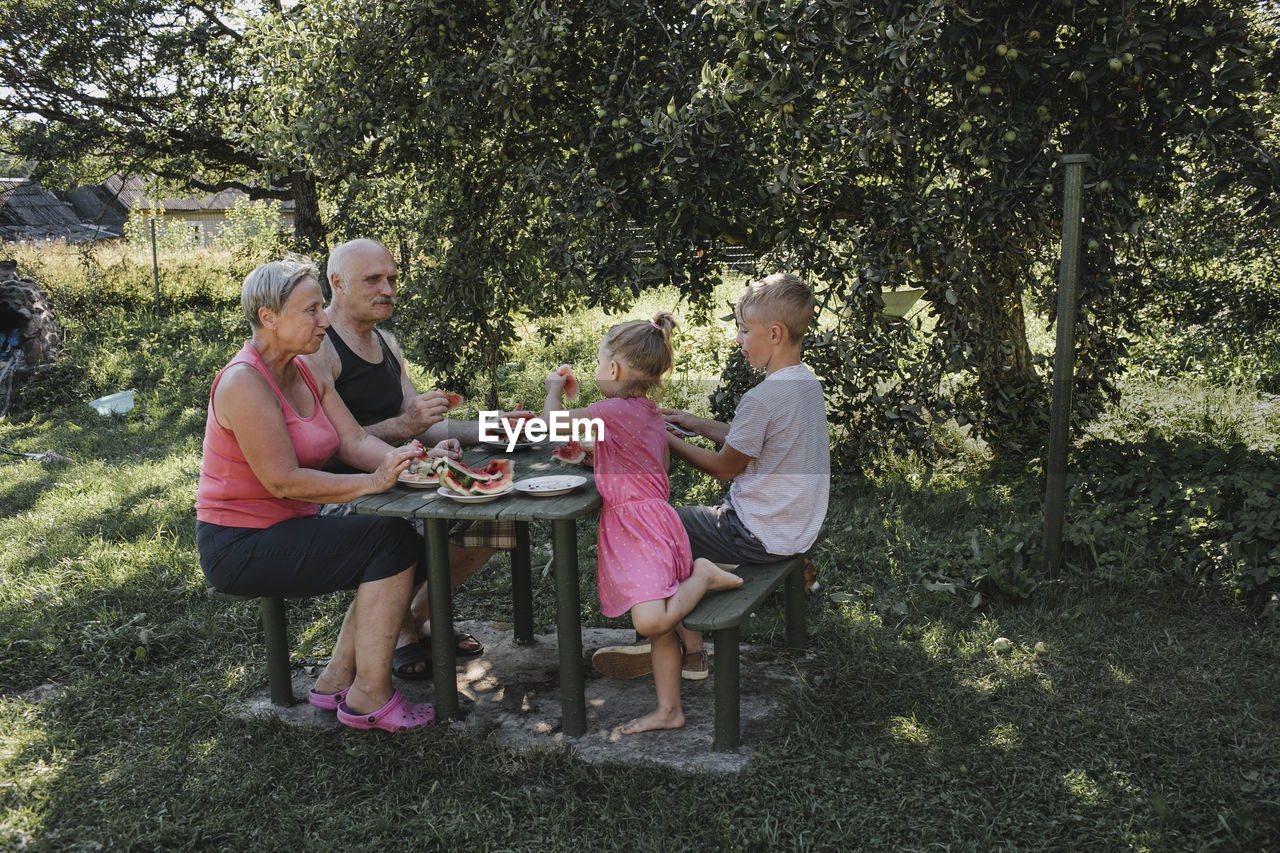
[783,561,807,650]
[712,626,740,751]
[511,521,534,644]
[259,597,294,707]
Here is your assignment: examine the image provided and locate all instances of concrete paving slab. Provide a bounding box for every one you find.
[241,620,807,775]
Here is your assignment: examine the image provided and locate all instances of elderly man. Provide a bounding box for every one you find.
[307,238,512,679]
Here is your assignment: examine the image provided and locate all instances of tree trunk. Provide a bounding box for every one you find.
[975,283,1045,451]
[290,171,326,258]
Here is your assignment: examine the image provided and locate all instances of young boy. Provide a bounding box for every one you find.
[592,273,830,680]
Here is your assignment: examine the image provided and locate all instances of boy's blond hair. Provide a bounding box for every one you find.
[736,273,816,343]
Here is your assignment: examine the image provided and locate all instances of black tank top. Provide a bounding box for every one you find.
[328,326,402,427]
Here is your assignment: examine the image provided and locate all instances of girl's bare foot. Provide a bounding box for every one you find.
[620,707,685,735]
[695,558,744,592]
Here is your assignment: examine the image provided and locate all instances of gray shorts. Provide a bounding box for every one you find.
[675,504,786,566]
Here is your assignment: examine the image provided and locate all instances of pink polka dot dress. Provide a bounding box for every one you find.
[587,396,693,618]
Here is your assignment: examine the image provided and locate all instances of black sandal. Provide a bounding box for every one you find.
[420,631,484,658]
[392,642,432,680]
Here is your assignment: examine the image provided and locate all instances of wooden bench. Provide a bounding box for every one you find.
[683,555,809,751]
[210,591,296,706]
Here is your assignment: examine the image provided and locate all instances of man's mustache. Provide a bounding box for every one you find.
[372,296,396,306]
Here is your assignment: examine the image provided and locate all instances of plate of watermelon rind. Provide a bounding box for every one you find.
[398,470,440,488]
[436,483,514,503]
[514,475,586,497]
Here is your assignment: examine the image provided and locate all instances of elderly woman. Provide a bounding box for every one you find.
[196,257,440,733]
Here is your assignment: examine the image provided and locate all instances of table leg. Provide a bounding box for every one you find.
[511,521,533,644]
[551,519,586,736]
[423,517,458,721]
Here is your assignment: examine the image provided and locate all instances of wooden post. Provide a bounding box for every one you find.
[1042,154,1091,578]
[150,217,161,314]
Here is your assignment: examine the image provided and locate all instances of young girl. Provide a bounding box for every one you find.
[543,311,743,734]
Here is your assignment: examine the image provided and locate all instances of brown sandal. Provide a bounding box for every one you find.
[680,649,710,681]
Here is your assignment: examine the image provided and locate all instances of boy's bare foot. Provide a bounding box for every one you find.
[620,707,685,734]
[695,558,744,592]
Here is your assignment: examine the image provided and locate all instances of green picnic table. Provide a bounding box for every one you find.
[346,443,601,736]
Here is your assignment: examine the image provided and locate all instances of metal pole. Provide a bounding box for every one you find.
[150,217,161,314]
[1042,153,1091,578]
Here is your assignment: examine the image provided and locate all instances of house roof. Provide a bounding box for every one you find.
[61,185,129,229]
[0,179,116,242]
[0,180,81,229]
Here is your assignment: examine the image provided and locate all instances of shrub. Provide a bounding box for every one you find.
[1128,277,1280,392]
[1064,435,1280,603]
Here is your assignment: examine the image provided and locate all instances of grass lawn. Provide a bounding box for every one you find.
[1,276,1277,850]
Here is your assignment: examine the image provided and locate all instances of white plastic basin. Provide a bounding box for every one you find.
[89,390,135,416]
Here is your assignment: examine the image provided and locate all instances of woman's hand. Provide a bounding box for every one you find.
[371,443,423,492]
[428,438,462,461]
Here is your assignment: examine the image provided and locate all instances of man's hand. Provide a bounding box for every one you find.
[399,390,451,435]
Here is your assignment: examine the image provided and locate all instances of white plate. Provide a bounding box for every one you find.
[513,475,587,497]
[436,485,513,503]
[398,473,439,488]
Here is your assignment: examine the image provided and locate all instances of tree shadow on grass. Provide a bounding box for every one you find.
[752,583,1280,849]
[0,470,61,517]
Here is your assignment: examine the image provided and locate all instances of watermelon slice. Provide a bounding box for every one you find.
[478,459,512,479]
[471,475,513,495]
[552,440,587,465]
[444,392,464,410]
[437,457,494,494]
[500,410,538,443]
[557,365,579,401]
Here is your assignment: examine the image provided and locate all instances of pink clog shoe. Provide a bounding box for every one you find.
[336,690,435,732]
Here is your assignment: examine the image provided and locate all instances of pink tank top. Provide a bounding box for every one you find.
[195,342,340,528]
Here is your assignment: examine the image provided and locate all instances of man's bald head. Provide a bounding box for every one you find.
[328,239,393,292]
[327,238,398,324]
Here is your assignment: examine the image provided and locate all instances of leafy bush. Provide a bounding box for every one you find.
[214,198,289,261]
[1064,435,1280,603]
[1127,277,1280,392]
[124,208,201,250]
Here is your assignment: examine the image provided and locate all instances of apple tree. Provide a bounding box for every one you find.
[236,0,1278,456]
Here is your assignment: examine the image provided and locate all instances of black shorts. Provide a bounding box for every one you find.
[197,515,424,598]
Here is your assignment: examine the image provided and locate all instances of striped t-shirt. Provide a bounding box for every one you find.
[724,363,830,556]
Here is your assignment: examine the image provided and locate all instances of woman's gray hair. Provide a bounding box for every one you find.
[241,256,319,329]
